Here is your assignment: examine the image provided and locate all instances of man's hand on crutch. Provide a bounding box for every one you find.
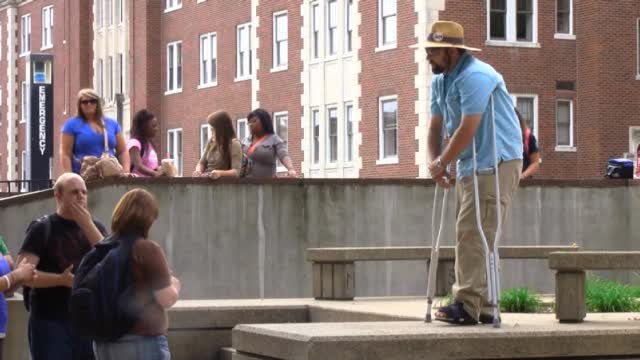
[428,159,451,189]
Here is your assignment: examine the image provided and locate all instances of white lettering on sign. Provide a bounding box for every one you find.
[38,86,47,155]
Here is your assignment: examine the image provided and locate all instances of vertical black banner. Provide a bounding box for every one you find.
[30,84,53,181]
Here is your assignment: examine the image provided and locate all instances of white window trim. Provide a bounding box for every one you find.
[377,0,397,51]
[164,0,182,13]
[236,118,248,141]
[167,128,183,176]
[310,2,321,62]
[199,32,218,88]
[326,0,339,60]
[272,10,288,72]
[554,0,575,39]
[235,22,253,82]
[274,111,288,172]
[165,41,183,95]
[377,95,399,164]
[41,5,54,50]
[344,103,354,165]
[486,0,539,47]
[555,99,575,151]
[311,108,321,169]
[200,124,212,158]
[511,94,539,138]
[20,14,31,56]
[325,106,338,165]
[20,81,29,124]
[344,0,354,55]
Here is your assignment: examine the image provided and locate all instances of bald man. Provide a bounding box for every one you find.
[18,173,107,360]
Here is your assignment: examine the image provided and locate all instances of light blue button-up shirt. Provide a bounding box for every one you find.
[430,53,522,178]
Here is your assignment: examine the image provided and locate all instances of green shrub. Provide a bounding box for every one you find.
[586,277,640,312]
[500,288,541,313]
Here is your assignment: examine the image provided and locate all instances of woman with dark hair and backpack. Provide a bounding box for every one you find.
[241,108,297,178]
[91,189,180,360]
[128,110,162,177]
[193,111,243,179]
[515,108,541,180]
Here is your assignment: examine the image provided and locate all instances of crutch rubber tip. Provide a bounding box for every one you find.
[425,314,432,323]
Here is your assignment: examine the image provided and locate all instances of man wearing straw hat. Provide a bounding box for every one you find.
[419,21,523,325]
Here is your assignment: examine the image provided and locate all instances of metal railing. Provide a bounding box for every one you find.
[0,179,53,196]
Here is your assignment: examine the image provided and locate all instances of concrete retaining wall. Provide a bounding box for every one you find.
[0,178,637,299]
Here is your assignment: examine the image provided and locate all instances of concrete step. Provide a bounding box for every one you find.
[232,315,640,360]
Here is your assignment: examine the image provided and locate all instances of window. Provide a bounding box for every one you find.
[273,12,288,69]
[96,0,103,29]
[42,6,53,49]
[117,53,124,94]
[21,14,31,55]
[488,0,537,44]
[327,0,338,56]
[556,0,573,36]
[311,3,320,60]
[236,119,249,142]
[379,96,398,160]
[345,104,353,163]
[97,59,104,96]
[105,0,112,26]
[200,124,212,157]
[21,82,29,123]
[166,0,182,11]
[236,22,252,80]
[274,112,288,150]
[556,100,573,148]
[21,151,28,192]
[312,109,320,165]
[345,0,354,53]
[512,95,538,137]
[106,56,113,101]
[167,129,183,176]
[327,107,338,163]
[236,118,248,141]
[378,0,397,48]
[166,41,182,92]
[200,32,217,86]
[116,0,123,24]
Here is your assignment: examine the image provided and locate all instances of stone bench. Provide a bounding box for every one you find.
[307,245,579,300]
[549,251,640,323]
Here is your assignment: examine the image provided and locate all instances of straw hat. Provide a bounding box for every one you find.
[411,20,481,52]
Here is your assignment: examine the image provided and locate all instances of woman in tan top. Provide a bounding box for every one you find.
[193,111,243,179]
[93,189,181,360]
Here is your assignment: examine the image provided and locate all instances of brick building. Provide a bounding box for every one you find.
[1,0,639,184]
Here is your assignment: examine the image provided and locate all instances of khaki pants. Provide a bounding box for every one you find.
[452,159,521,320]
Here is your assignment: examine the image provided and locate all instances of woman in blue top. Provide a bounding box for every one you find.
[60,89,130,174]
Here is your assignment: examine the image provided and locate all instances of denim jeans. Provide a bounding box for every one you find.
[93,334,171,360]
[28,316,95,360]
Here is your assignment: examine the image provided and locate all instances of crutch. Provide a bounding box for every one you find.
[425,129,450,323]
[472,92,502,328]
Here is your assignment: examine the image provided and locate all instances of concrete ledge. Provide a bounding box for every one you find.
[232,319,640,360]
[549,251,640,270]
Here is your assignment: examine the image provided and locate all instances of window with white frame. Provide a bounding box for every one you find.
[274,112,288,150]
[379,96,398,160]
[273,12,288,69]
[378,0,397,48]
[488,0,537,43]
[345,0,354,53]
[96,0,103,29]
[97,59,104,96]
[556,100,573,148]
[312,109,320,165]
[167,128,183,176]
[166,0,182,11]
[345,104,353,163]
[42,6,53,49]
[236,22,252,80]
[556,0,573,36]
[327,107,338,163]
[311,3,320,60]
[166,41,182,92]
[106,56,113,101]
[21,151,28,191]
[200,124,212,157]
[236,118,248,142]
[105,0,112,26]
[512,95,538,137]
[200,32,217,86]
[116,0,123,24]
[21,14,31,55]
[117,53,124,94]
[21,82,29,123]
[327,0,338,56]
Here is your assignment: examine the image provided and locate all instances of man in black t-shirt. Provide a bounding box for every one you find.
[18,173,107,360]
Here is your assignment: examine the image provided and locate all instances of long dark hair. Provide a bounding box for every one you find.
[247,108,275,138]
[207,111,237,169]
[130,109,156,158]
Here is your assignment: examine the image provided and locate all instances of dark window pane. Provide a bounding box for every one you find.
[490,12,506,39]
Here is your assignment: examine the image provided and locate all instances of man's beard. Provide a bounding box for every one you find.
[431,63,445,74]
